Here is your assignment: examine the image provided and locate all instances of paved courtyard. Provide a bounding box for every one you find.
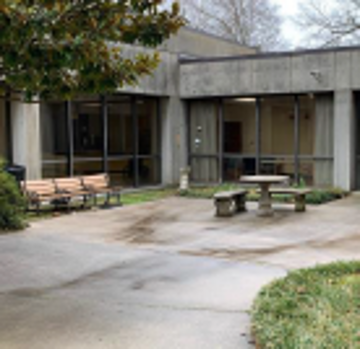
[1,195,360,348]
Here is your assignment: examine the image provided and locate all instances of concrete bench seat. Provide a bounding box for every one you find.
[260,188,312,212]
[214,190,248,217]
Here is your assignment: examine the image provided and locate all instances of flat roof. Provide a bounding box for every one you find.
[180,44,360,65]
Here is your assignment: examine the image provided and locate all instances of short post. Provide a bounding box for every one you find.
[179,167,191,192]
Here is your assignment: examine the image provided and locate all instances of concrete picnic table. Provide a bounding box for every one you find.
[240,175,290,217]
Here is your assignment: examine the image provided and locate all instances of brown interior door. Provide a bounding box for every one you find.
[224,122,242,153]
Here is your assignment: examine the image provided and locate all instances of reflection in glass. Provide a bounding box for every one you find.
[72,100,103,158]
[108,159,134,187]
[108,99,133,155]
[138,158,160,186]
[138,98,158,155]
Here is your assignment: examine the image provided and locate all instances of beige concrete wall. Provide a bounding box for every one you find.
[11,101,41,180]
[161,27,257,58]
[180,48,360,98]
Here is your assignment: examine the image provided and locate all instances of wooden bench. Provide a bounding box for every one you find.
[265,188,312,212]
[214,190,248,217]
[21,179,72,213]
[81,174,122,206]
[54,177,93,208]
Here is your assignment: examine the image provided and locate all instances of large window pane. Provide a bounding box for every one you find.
[137,98,159,156]
[223,157,256,182]
[72,99,104,177]
[108,97,133,156]
[138,157,160,186]
[299,94,334,187]
[108,158,134,187]
[40,102,68,178]
[223,98,256,181]
[260,96,295,181]
[72,100,103,158]
[74,161,103,176]
[42,162,68,178]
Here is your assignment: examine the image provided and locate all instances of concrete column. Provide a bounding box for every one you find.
[334,89,356,191]
[11,101,41,180]
[161,97,187,185]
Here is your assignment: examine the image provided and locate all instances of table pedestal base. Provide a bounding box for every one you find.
[258,184,274,217]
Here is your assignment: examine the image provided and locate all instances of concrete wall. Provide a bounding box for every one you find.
[160,27,257,58]
[180,48,360,98]
[334,90,356,191]
[11,101,41,180]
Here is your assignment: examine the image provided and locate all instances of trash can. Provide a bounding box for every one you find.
[5,164,26,185]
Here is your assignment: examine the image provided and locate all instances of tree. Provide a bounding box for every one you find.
[0,0,184,100]
[296,0,360,47]
[180,0,285,51]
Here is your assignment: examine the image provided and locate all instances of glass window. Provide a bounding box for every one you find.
[223,98,256,181]
[138,157,161,186]
[108,97,133,156]
[260,96,295,182]
[72,100,103,158]
[299,94,334,187]
[40,102,68,178]
[40,95,161,188]
[108,158,134,187]
[137,98,159,156]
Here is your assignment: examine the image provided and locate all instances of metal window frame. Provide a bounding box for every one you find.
[42,94,162,187]
[187,94,335,185]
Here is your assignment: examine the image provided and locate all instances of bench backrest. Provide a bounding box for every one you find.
[21,179,57,196]
[81,174,109,190]
[54,177,84,192]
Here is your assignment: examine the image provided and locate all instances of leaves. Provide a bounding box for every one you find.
[0,0,185,100]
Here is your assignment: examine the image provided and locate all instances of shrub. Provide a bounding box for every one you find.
[180,183,348,205]
[0,161,26,231]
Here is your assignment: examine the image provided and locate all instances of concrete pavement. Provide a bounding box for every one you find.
[1,195,360,348]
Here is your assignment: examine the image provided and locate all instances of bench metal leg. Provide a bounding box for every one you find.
[295,195,306,212]
[215,198,234,217]
[234,195,246,213]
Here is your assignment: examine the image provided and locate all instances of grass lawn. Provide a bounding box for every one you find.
[26,188,177,222]
[252,261,360,349]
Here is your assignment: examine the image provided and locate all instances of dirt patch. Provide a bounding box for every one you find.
[181,232,360,262]
[114,211,179,245]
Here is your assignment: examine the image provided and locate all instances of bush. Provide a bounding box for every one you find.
[180,183,348,205]
[0,161,26,231]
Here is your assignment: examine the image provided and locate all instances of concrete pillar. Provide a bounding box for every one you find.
[11,101,41,180]
[161,97,187,185]
[334,89,356,191]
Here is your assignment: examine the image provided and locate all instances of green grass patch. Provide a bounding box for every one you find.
[26,188,176,222]
[252,261,360,349]
[179,184,347,205]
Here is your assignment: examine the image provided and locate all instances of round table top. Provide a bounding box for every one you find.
[240,175,289,184]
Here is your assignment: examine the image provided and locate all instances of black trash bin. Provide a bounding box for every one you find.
[5,164,26,185]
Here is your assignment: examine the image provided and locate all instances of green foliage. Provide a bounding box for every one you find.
[0,0,184,100]
[252,261,360,349]
[0,161,26,231]
[180,183,348,205]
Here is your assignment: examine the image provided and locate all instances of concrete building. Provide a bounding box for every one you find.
[1,27,360,191]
